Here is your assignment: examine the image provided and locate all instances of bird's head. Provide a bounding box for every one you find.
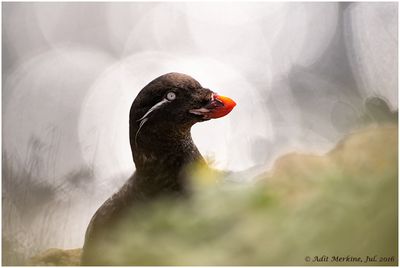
[130,73,236,149]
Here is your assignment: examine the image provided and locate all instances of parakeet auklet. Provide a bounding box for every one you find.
[81,73,236,265]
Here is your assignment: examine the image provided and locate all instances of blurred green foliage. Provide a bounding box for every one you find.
[96,124,398,266]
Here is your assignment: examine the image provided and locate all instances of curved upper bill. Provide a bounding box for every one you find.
[189,93,236,119]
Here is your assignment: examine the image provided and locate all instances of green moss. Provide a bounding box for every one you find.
[102,125,397,265]
[30,125,398,266]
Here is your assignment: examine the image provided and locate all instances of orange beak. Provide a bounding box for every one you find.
[206,94,236,119]
[189,93,236,119]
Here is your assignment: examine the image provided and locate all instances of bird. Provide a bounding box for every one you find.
[80,72,236,265]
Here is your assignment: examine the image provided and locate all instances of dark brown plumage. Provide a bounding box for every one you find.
[81,73,235,265]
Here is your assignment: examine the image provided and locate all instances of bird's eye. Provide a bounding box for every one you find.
[166,92,176,101]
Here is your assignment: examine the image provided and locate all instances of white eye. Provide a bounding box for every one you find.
[166,92,176,101]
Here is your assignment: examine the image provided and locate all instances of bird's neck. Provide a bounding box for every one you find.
[133,132,203,169]
[129,125,205,196]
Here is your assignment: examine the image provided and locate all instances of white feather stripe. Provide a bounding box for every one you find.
[137,98,170,122]
[135,117,148,145]
[135,98,169,145]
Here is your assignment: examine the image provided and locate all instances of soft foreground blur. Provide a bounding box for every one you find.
[28,124,397,265]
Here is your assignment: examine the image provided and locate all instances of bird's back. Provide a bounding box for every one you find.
[81,174,137,265]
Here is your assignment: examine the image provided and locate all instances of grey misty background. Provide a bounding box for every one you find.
[2,2,397,263]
